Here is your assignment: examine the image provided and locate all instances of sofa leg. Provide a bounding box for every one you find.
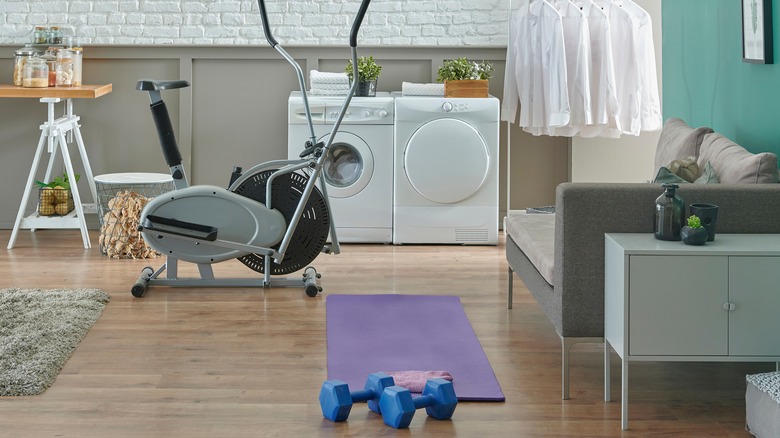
[507,267,514,309]
[562,337,572,400]
[560,336,605,400]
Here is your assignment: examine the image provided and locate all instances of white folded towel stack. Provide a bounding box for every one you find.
[402,81,445,96]
[310,70,350,96]
[310,70,349,84]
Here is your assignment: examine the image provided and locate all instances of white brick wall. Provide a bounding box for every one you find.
[0,0,508,46]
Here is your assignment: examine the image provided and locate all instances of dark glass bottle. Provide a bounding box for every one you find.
[654,183,685,241]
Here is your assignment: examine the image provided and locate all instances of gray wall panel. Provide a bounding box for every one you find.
[80,59,181,177]
[191,58,301,186]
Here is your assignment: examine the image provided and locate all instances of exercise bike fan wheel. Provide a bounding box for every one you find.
[233,169,330,275]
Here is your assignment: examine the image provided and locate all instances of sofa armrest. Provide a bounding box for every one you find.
[553,182,780,338]
[554,183,658,337]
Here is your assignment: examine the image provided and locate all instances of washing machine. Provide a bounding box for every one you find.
[393,95,499,245]
[288,91,394,243]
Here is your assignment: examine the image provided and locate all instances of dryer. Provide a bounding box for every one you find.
[393,96,499,245]
[288,92,394,243]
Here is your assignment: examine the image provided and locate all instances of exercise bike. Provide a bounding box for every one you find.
[131,0,373,298]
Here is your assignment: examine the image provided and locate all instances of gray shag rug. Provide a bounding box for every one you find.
[0,288,110,396]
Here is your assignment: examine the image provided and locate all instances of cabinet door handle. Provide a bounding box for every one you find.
[723,302,736,311]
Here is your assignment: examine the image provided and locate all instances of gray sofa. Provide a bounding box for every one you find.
[506,119,780,399]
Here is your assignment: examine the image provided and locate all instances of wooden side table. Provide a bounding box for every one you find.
[0,84,113,249]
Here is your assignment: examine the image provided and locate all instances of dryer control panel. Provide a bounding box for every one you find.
[394,96,499,123]
[441,101,472,113]
[325,104,393,124]
[288,91,394,125]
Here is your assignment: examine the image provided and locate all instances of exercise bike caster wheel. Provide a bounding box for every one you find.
[305,284,322,298]
[303,266,321,297]
[131,266,154,297]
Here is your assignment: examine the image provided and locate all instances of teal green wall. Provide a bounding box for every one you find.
[663,0,780,156]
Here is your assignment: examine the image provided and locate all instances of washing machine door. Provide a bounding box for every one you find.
[404,118,489,204]
[320,131,374,198]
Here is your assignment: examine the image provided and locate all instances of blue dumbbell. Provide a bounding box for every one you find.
[378,378,458,429]
[319,372,395,422]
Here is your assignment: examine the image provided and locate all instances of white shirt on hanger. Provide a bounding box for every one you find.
[574,0,622,138]
[501,1,530,123]
[595,0,642,136]
[523,0,570,134]
[623,0,662,132]
[545,0,592,137]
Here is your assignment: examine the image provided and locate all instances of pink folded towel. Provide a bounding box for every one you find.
[383,370,453,393]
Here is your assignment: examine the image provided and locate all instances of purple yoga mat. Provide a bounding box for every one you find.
[326,294,505,401]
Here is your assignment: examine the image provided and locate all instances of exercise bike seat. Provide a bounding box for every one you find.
[136,79,191,91]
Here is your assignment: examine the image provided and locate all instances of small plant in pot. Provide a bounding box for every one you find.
[35,172,80,216]
[345,56,382,97]
[437,57,494,97]
[681,215,708,245]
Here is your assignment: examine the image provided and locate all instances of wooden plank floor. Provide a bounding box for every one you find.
[0,229,767,437]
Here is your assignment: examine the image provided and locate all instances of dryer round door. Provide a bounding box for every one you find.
[403,118,489,204]
[320,131,374,199]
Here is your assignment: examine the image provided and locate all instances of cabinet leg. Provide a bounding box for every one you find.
[604,340,611,402]
[621,358,628,430]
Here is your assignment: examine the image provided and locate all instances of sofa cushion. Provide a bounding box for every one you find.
[668,156,699,182]
[697,133,780,184]
[653,118,714,172]
[505,212,555,285]
[654,161,720,184]
[693,161,719,184]
[653,167,688,184]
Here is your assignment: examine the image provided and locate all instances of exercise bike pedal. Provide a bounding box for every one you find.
[142,214,218,241]
[299,141,324,158]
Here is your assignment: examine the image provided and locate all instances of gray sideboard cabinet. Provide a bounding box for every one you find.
[603,233,780,430]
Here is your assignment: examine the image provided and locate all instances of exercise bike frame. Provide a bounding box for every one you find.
[132,0,372,297]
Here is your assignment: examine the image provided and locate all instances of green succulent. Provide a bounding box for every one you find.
[345,56,382,82]
[687,215,702,228]
[35,172,80,190]
[436,57,494,82]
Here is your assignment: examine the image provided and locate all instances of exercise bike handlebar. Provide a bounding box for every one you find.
[351,0,372,48]
[257,0,371,49]
[256,0,278,47]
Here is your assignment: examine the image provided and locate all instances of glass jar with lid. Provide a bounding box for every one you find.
[42,47,59,87]
[56,49,73,87]
[33,26,48,45]
[65,37,83,86]
[48,26,63,45]
[23,57,49,88]
[13,45,39,86]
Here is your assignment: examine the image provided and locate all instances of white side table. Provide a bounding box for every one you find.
[604,233,780,430]
[1,84,113,249]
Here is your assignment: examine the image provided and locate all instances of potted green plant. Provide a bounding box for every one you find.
[437,57,494,97]
[345,56,382,97]
[35,172,80,216]
[681,215,708,245]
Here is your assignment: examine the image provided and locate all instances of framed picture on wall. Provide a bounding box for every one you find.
[742,0,773,64]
